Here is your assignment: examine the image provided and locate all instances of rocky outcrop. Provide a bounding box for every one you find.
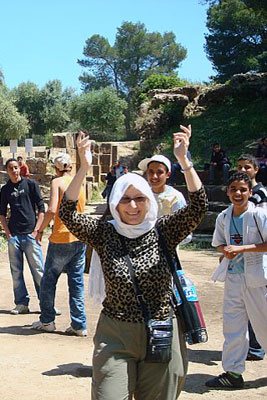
[135,72,267,151]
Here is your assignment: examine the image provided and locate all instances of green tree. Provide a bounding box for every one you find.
[70,87,127,140]
[78,21,187,137]
[12,82,42,134]
[0,93,29,143]
[12,80,75,142]
[204,0,267,81]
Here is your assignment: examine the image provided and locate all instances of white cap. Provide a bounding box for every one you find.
[138,155,171,172]
[53,153,72,171]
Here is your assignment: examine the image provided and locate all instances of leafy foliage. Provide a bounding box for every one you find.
[204,0,267,81]
[78,22,187,95]
[70,87,127,140]
[78,21,187,137]
[0,93,29,142]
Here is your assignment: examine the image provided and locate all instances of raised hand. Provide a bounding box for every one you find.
[77,131,92,170]
[173,125,191,162]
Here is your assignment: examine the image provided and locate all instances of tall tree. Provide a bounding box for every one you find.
[204,0,267,81]
[78,21,187,137]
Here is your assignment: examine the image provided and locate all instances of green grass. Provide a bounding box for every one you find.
[153,96,267,169]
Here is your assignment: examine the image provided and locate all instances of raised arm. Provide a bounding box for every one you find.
[65,131,92,201]
[173,125,202,193]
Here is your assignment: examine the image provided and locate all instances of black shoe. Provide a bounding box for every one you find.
[205,372,244,389]
[246,352,263,361]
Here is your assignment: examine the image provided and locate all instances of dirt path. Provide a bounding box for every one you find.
[0,242,266,400]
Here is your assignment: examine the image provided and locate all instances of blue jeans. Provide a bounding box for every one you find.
[40,241,87,330]
[8,234,44,306]
[209,163,230,185]
[248,320,265,359]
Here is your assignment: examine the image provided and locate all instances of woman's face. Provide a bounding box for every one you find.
[116,185,149,225]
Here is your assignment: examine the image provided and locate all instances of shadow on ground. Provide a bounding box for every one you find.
[43,363,92,378]
[188,349,221,365]
[183,374,267,394]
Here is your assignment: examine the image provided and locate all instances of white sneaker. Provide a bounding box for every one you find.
[10,305,29,315]
[55,308,62,316]
[32,320,56,332]
[65,326,87,337]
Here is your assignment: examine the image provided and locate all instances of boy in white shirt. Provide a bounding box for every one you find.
[206,172,267,389]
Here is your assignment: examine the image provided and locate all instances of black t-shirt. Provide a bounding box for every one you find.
[0,178,45,235]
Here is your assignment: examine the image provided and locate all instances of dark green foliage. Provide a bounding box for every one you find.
[205,0,267,81]
[78,21,187,138]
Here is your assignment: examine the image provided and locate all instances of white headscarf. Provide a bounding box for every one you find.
[108,172,158,239]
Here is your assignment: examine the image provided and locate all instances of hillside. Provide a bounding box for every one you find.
[135,73,267,169]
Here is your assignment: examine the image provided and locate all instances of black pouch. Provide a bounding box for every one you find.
[145,317,173,363]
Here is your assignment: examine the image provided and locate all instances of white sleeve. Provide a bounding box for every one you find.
[212,213,226,247]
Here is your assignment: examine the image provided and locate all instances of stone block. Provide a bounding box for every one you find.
[0,157,4,170]
[100,143,112,154]
[100,154,111,166]
[86,181,93,201]
[93,165,100,176]
[209,186,229,203]
[111,146,118,164]
[101,165,110,174]
[35,150,47,158]
[91,142,99,154]
[100,174,106,183]
[0,171,8,184]
[92,154,99,165]
[196,211,218,233]
[52,133,68,148]
[86,166,93,176]
[29,173,53,186]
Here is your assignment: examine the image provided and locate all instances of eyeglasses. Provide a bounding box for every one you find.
[119,196,147,204]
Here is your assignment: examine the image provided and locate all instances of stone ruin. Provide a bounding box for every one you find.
[0,132,120,204]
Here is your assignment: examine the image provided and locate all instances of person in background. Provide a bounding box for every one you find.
[255,137,267,186]
[209,142,231,185]
[123,165,129,174]
[59,126,208,400]
[17,156,30,178]
[32,153,87,336]
[114,160,124,178]
[0,158,44,314]
[206,172,267,389]
[103,166,116,202]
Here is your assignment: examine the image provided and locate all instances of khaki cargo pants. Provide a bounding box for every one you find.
[91,312,188,400]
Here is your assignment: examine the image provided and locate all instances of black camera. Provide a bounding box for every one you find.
[145,317,173,363]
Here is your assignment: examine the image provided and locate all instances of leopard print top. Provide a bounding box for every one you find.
[59,186,208,323]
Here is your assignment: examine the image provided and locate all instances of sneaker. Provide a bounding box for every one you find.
[246,352,263,361]
[205,372,244,389]
[32,320,56,332]
[10,305,29,315]
[65,326,87,337]
[55,308,62,316]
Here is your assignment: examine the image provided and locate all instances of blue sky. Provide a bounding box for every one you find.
[0,0,213,92]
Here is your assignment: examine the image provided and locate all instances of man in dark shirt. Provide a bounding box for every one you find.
[0,158,45,314]
[209,142,231,185]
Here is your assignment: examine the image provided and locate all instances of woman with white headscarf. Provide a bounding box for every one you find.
[59,126,208,400]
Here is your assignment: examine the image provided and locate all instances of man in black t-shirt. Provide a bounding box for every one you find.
[0,158,45,314]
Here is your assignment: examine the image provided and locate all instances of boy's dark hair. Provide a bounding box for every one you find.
[213,142,220,147]
[237,154,258,168]
[227,172,252,190]
[5,158,18,169]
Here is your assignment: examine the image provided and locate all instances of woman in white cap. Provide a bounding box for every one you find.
[59,126,208,400]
